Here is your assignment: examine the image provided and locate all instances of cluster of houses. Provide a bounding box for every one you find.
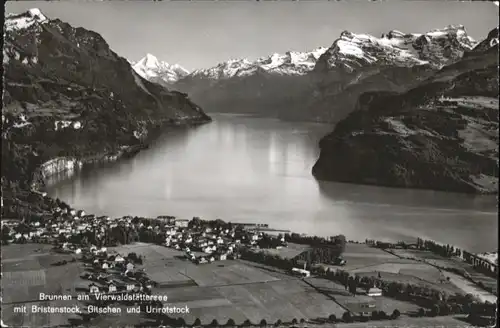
[162,223,280,265]
[74,244,156,297]
[2,205,291,296]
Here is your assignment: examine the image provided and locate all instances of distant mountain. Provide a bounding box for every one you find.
[2,9,210,215]
[315,25,476,73]
[173,26,478,122]
[188,47,328,79]
[298,25,479,122]
[131,53,190,86]
[172,48,328,116]
[312,27,499,194]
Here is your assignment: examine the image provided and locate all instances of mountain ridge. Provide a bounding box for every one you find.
[312,27,499,194]
[172,25,481,121]
[2,8,210,218]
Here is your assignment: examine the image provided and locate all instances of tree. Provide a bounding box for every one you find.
[1,225,11,244]
[342,311,352,323]
[328,314,337,322]
[226,318,235,326]
[391,309,400,319]
[260,319,267,326]
[210,319,218,327]
[274,319,282,327]
[291,318,298,324]
[431,304,439,317]
[371,311,379,320]
[418,308,425,317]
[176,317,185,326]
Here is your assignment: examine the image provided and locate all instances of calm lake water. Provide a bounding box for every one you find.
[47,114,498,253]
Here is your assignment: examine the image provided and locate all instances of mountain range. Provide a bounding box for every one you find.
[138,25,483,123]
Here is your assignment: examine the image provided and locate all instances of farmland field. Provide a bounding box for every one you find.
[261,242,311,259]
[305,277,420,315]
[162,279,346,325]
[349,262,445,283]
[1,245,89,327]
[184,262,280,287]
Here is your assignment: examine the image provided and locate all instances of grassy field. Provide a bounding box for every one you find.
[161,278,346,325]
[339,243,410,271]
[261,242,311,259]
[1,244,89,327]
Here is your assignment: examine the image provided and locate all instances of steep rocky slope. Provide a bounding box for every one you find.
[312,28,499,194]
[131,53,190,87]
[1,9,210,217]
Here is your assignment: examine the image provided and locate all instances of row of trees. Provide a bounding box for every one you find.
[284,233,346,249]
[239,248,294,271]
[416,238,461,257]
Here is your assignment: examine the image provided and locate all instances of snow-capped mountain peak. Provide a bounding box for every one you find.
[141,53,162,69]
[189,47,328,79]
[5,8,48,31]
[317,25,478,72]
[131,54,189,84]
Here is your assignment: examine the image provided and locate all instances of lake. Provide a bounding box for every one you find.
[46,114,498,253]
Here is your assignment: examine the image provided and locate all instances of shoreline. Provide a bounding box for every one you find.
[30,116,211,193]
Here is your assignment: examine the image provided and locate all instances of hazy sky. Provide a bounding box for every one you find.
[5,1,499,71]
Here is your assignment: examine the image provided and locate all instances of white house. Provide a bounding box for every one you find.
[367,287,382,297]
[126,263,134,271]
[108,283,117,293]
[126,283,135,292]
[102,263,109,270]
[291,268,310,278]
[74,248,82,254]
[89,284,99,294]
[114,255,125,263]
[175,219,189,228]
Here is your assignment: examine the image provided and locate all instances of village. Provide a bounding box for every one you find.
[0,199,497,327]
